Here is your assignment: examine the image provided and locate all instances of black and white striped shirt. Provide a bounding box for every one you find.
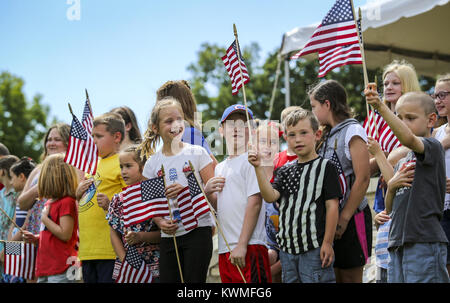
[272,157,342,255]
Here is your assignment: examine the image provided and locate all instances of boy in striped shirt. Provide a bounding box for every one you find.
[249,109,341,283]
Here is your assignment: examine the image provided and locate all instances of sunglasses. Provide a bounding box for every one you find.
[431,91,450,101]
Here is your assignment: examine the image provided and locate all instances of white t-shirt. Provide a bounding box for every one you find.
[344,123,368,160]
[215,152,266,254]
[142,143,214,237]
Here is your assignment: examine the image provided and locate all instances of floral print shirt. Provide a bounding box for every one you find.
[107,192,160,280]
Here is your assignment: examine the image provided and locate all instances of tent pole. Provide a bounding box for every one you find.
[284,56,290,108]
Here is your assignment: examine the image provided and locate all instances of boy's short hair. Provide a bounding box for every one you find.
[397,92,436,116]
[283,109,319,132]
[0,155,19,179]
[93,112,125,143]
[0,143,9,156]
[38,153,78,200]
[280,106,303,123]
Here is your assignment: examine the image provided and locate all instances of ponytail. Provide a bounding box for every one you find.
[138,128,159,161]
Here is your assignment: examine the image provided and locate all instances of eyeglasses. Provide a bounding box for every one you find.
[431,91,450,101]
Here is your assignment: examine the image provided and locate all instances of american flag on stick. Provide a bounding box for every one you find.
[291,0,360,59]
[318,17,363,77]
[121,177,169,228]
[3,241,36,280]
[363,110,401,153]
[171,164,210,231]
[329,149,347,206]
[82,89,94,134]
[222,40,250,95]
[115,245,152,283]
[64,108,99,175]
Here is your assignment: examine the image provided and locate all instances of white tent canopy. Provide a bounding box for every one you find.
[281,0,450,78]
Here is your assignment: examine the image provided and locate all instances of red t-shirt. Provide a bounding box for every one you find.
[35,196,78,277]
[270,150,298,183]
[0,183,4,191]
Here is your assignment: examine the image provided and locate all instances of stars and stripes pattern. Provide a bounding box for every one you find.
[274,158,333,254]
[222,40,250,95]
[64,114,98,175]
[291,0,359,59]
[175,170,210,231]
[81,97,93,135]
[363,110,401,153]
[122,177,169,228]
[4,241,36,280]
[317,17,363,77]
[329,149,347,205]
[115,245,152,283]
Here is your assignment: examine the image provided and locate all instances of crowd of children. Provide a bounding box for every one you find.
[0,61,449,283]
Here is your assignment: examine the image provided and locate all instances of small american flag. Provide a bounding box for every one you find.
[4,241,36,280]
[363,110,401,153]
[115,245,152,283]
[122,177,169,228]
[222,40,250,95]
[81,97,93,135]
[329,150,347,205]
[174,168,210,231]
[291,0,359,59]
[64,114,99,175]
[185,170,210,219]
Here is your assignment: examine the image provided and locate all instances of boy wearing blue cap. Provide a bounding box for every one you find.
[205,104,271,283]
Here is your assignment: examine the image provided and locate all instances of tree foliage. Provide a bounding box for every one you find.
[0,71,50,161]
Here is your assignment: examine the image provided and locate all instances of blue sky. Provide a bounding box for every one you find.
[0,0,366,131]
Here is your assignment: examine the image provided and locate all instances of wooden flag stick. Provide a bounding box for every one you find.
[233,24,254,145]
[161,165,184,283]
[351,3,374,137]
[68,103,74,116]
[188,161,247,283]
[85,89,93,113]
[0,205,22,231]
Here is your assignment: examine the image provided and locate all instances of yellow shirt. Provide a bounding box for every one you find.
[78,153,126,261]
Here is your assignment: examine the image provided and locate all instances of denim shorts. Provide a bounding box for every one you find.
[388,242,450,283]
[279,247,335,283]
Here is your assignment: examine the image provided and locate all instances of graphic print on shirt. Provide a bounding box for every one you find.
[168,167,182,222]
[78,174,102,213]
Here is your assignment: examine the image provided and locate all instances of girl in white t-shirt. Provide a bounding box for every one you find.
[139,97,214,283]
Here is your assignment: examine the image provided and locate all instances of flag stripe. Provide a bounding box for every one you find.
[291,0,359,59]
[222,40,250,95]
[64,114,98,175]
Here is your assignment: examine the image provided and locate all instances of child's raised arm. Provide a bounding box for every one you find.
[367,137,394,182]
[248,149,280,203]
[365,84,425,154]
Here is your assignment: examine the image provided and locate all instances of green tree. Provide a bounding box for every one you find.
[0,71,50,161]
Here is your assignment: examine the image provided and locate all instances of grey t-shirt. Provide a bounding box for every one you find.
[388,137,449,249]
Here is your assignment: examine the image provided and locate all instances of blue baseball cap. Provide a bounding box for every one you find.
[220,104,254,124]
